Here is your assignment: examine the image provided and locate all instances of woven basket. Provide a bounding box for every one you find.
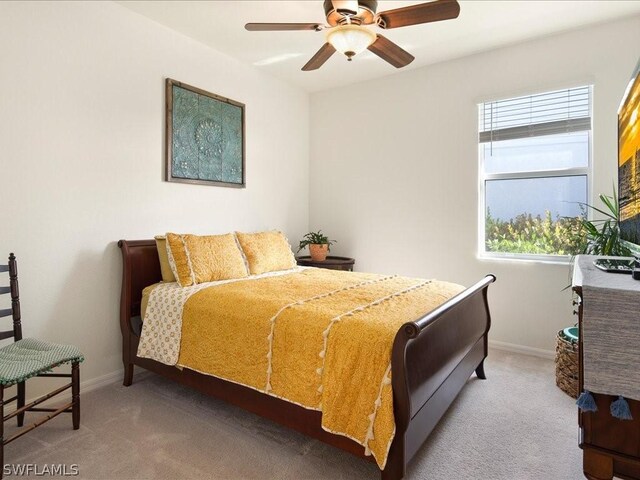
[555,329,579,398]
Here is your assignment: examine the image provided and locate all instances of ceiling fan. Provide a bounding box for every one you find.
[245,0,460,71]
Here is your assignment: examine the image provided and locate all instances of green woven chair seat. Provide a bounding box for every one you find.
[0,338,84,386]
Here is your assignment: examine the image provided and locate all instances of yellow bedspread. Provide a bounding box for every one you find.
[162,268,464,469]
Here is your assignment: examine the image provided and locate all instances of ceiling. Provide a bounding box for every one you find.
[119,1,640,92]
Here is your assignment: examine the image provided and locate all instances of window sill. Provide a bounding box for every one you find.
[477,253,572,266]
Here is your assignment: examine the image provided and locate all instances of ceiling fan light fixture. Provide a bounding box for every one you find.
[326,25,376,61]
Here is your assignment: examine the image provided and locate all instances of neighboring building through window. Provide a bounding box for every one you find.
[478,86,592,259]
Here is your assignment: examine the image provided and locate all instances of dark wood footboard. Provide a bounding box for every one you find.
[117,239,495,479]
[383,275,494,479]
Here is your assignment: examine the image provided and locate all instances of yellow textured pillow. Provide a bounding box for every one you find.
[165,233,249,287]
[235,230,296,275]
[154,236,177,283]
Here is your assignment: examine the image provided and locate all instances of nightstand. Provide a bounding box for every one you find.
[296,256,355,271]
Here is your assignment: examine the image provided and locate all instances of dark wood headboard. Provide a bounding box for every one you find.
[117,240,162,327]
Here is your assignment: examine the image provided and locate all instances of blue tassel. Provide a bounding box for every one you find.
[610,396,633,420]
[576,390,597,412]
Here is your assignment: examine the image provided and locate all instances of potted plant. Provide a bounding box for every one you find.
[297,230,336,262]
[563,188,630,291]
[573,188,631,256]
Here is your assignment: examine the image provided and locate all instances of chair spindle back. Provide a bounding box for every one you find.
[0,253,22,342]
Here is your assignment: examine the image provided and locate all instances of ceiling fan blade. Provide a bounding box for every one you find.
[331,0,359,16]
[367,34,415,68]
[302,43,337,71]
[245,23,322,31]
[377,0,460,29]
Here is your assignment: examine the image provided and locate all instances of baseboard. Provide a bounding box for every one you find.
[19,343,551,403]
[81,369,122,394]
[489,340,555,360]
[16,368,124,404]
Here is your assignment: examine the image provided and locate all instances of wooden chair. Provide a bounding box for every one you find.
[0,254,83,479]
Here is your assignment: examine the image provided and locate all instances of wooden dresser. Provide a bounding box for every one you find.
[572,256,640,480]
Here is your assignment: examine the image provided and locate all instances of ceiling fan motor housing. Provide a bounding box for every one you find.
[323,0,378,26]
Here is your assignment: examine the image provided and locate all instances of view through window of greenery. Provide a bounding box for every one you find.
[485,209,584,255]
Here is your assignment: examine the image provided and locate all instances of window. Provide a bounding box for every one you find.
[478,86,592,260]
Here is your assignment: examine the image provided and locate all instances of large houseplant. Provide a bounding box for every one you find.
[297,230,336,262]
[573,189,631,256]
[564,189,631,290]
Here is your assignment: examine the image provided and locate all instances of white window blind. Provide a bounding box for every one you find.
[479,86,591,143]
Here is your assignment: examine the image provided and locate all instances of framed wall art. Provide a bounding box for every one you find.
[166,78,245,187]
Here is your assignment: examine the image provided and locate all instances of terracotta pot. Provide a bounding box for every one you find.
[309,244,329,262]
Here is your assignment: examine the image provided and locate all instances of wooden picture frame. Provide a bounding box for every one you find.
[165,78,245,188]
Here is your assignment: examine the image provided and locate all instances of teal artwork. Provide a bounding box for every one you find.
[166,79,245,187]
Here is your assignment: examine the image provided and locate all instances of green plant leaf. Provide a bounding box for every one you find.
[576,202,617,221]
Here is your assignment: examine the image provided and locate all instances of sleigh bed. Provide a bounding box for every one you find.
[118,239,495,480]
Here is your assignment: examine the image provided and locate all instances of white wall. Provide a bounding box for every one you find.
[310,16,640,354]
[0,2,309,391]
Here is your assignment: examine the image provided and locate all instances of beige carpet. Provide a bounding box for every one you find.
[4,350,583,479]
